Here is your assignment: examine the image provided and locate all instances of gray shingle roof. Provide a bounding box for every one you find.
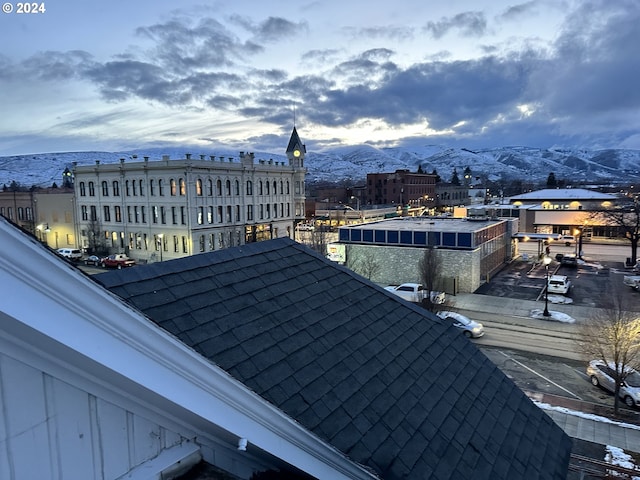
[96,238,571,479]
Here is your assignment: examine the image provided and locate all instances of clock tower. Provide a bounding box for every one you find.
[285,127,307,222]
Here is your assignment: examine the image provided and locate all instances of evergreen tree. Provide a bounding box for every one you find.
[431,169,441,183]
[546,172,557,187]
[451,168,460,186]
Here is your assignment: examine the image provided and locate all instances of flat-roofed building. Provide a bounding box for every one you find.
[71,128,307,262]
[337,216,517,293]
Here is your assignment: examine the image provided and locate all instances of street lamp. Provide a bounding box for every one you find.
[157,234,164,262]
[543,255,552,317]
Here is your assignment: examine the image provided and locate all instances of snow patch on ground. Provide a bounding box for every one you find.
[530,309,576,323]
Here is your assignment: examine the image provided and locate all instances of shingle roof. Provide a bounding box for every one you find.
[95,238,571,480]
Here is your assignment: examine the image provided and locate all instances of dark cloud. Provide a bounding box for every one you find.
[424,11,488,39]
[19,50,94,81]
[498,1,539,21]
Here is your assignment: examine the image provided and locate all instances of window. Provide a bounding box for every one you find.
[173,235,179,252]
[295,181,300,194]
[132,180,137,196]
[273,203,278,218]
[226,180,231,196]
[286,181,290,194]
[17,207,24,221]
[134,206,139,223]
[139,179,145,196]
[207,179,213,196]
[170,179,177,196]
[196,179,203,196]
[265,181,270,195]
[182,236,188,253]
[81,205,88,220]
[171,206,177,224]
[235,180,240,195]
[216,179,222,196]
[247,180,253,195]
[115,206,122,222]
[180,206,186,225]
[226,206,232,222]
[141,206,146,223]
[150,179,155,196]
[259,181,263,195]
[125,180,131,196]
[235,205,240,222]
[208,206,213,224]
[179,178,186,195]
[102,181,109,196]
[152,206,158,224]
[198,207,204,225]
[273,181,277,194]
[158,179,164,196]
[103,205,111,222]
[266,204,270,218]
[247,205,254,221]
[217,206,223,223]
[112,180,120,196]
[160,206,166,224]
[89,182,95,196]
[90,205,97,221]
[199,235,205,252]
[79,182,86,196]
[280,181,283,194]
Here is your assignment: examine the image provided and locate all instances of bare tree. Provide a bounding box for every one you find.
[347,249,380,280]
[576,287,640,414]
[85,218,108,256]
[589,199,640,265]
[418,247,442,311]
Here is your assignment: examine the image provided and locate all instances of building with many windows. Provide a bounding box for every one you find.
[72,128,306,262]
[365,169,437,207]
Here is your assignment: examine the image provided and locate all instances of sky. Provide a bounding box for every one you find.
[1,0,639,156]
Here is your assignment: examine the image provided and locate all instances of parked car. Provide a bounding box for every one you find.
[586,359,640,408]
[56,248,83,261]
[561,235,575,246]
[295,223,315,232]
[560,255,578,267]
[547,274,571,294]
[84,255,101,266]
[435,311,485,338]
[384,283,445,304]
[100,254,136,269]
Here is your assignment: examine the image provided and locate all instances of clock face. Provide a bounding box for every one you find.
[293,149,301,157]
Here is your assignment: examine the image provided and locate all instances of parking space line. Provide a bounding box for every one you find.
[498,350,583,400]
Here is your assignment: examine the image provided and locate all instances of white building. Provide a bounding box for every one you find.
[72,128,306,262]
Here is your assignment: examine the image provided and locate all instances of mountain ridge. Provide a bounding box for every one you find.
[1,145,638,188]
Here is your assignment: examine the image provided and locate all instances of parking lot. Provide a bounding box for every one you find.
[476,253,640,311]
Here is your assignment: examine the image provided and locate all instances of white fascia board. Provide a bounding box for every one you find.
[0,220,378,480]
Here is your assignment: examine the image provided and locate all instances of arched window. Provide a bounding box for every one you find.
[273,181,277,194]
[246,180,253,195]
[88,181,95,196]
[265,181,270,195]
[259,181,263,195]
[149,179,155,196]
[158,179,164,196]
[132,180,137,196]
[225,180,231,196]
[101,181,109,196]
[216,179,222,196]
[79,182,86,196]
[139,179,145,196]
[196,178,203,196]
[125,180,131,196]
[207,179,213,196]
[112,180,120,196]
[179,178,186,195]
[170,179,177,196]
[280,181,283,194]
[235,180,240,195]
[286,181,290,194]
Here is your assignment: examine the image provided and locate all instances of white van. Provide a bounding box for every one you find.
[57,248,83,261]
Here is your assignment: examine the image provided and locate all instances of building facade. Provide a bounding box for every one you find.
[336,216,517,293]
[365,170,436,207]
[72,129,306,262]
[0,187,77,250]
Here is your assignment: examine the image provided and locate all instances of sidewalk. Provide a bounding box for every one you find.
[449,293,640,455]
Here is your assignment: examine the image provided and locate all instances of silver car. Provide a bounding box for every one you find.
[436,311,485,338]
[587,359,640,408]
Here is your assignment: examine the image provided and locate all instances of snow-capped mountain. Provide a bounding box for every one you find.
[1,145,639,188]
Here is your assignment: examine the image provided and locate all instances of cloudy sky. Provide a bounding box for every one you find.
[1,0,639,156]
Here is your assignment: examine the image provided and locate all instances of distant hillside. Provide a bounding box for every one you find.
[1,145,639,188]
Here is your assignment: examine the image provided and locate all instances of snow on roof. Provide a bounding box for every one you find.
[509,188,617,201]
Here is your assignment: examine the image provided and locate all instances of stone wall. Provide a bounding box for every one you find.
[346,244,483,293]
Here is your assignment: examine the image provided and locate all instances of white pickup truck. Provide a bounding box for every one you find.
[384,283,445,304]
[623,275,640,290]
